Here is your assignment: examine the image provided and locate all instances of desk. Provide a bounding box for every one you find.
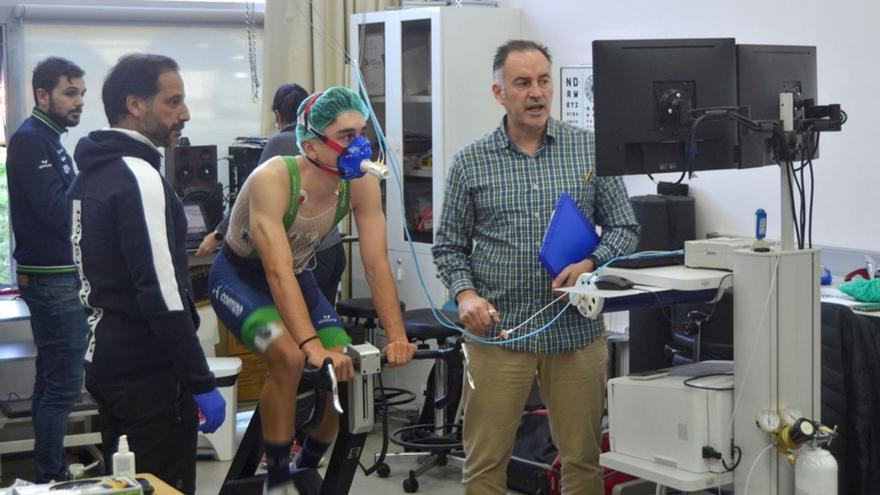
[560,265,731,319]
[138,473,183,495]
[819,285,880,318]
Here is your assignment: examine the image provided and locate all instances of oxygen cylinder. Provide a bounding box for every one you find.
[794,445,837,495]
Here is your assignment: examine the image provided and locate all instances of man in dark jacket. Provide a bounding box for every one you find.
[68,53,224,494]
[7,56,89,483]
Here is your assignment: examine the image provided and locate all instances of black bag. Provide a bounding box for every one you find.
[507,411,559,494]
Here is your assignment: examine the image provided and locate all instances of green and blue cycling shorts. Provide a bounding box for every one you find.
[208,247,351,354]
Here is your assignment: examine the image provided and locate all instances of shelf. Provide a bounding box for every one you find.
[366,95,429,105]
[403,95,431,103]
[600,452,732,492]
[0,339,37,363]
[404,168,433,178]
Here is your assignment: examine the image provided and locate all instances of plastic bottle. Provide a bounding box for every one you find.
[112,434,136,476]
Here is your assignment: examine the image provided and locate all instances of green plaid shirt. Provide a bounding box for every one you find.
[433,117,639,353]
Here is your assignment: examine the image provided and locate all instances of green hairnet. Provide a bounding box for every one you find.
[296,86,370,151]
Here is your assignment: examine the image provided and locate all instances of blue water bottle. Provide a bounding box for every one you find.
[753,209,770,252]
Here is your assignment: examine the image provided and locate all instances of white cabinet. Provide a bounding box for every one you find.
[348,6,521,308]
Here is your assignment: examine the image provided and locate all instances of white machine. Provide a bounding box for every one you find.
[607,372,733,474]
[684,237,753,270]
[573,248,823,494]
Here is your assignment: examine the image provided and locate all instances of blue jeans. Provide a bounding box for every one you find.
[18,271,90,482]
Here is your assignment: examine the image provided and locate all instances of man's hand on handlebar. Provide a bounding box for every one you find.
[382,340,417,368]
[304,344,355,382]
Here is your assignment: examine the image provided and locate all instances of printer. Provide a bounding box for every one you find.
[607,368,733,474]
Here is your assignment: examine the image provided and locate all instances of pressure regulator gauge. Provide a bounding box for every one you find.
[756,409,781,433]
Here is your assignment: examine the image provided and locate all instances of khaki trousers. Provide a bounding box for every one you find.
[462,336,607,495]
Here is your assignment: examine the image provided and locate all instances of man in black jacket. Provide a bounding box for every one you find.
[7,56,89,484]
[68,53,224,494]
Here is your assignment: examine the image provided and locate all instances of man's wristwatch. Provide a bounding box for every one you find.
[586,255,600,270]
[212,231,223,241]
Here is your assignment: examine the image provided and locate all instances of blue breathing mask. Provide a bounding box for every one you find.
[334,135,372,180]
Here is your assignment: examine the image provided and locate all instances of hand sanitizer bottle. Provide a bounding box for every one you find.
[112,434,136,476]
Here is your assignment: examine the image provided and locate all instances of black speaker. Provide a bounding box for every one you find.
[165,145,218,195]
[611,194,696,268]
[228,141,266,207]
[165,144,223,231]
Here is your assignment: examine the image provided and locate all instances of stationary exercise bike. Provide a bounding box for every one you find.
[218,344,443,495]
[219,343,381,495]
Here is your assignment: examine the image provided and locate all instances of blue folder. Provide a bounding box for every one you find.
[539,193,600,278]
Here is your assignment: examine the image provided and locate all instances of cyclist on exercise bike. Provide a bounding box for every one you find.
[209,87,416,495]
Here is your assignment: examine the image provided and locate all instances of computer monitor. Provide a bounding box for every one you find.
[183,203,208,237]
[737,44,818,168]
[592,38,739,176]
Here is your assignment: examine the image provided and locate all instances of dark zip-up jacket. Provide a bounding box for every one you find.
[69,128,214,393]
[7,108,77,273]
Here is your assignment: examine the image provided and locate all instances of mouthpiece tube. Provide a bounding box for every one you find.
[360,160,391,180]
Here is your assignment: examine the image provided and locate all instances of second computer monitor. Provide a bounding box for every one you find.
[592,38,739,177]
[737,44,818,167]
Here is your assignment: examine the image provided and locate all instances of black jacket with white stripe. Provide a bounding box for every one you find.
[70,129,214,393]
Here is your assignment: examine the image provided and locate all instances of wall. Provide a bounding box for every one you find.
[498,0,879,252]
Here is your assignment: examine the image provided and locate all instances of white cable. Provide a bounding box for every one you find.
[289,1,354,68]
[307,1,354,64]
[725,257,781,445]
[742,443,777,495]
[500,293,568,336]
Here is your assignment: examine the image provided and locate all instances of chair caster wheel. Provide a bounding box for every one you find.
[403,474,419,493]
[377,462,390,478]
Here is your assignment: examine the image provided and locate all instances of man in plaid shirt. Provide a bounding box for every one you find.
[433,39,639,494]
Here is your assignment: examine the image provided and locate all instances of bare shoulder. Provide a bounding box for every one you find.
[251,156,290,185]
[248,157,291,213]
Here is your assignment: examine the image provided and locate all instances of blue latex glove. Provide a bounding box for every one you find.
[193,388,226,434]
